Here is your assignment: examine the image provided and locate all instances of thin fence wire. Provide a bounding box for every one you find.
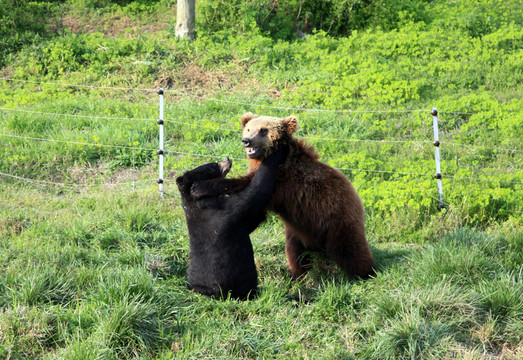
[440,111,523,119]
[2,107,522,152]
[0,77,159,93]
[333,168,523,185]
[332,167,430,177]
[0,170,157,188]
[206,97,431,114]
[4,108,523,152]
[1,132,521,185]
[2,162,521,192]
[0,107,239,132]
[434,199,523,215]
[305,137,430,145]
[0,107,158,123]
[444,142,522,153]
[0,132,241,159]
[0,133,157,152]
[3,77,523,118]
[444,174,523,185]
[0,77,429,113]
[164,151,523,184]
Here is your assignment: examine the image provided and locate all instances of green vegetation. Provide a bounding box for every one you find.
[0,0,521,358]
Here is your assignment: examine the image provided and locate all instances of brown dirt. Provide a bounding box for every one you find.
[61,13,170,37]
[44,8,273,102]
[154,61,268,101]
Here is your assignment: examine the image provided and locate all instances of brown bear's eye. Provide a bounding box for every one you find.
[259,128,268,136]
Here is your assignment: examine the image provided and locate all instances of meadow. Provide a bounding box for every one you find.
[0,0,522,358]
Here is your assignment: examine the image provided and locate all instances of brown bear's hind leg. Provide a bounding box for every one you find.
[325,224,376,280]
[284,226,312,279]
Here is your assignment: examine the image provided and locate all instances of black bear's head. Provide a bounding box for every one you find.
[176,158,232,195]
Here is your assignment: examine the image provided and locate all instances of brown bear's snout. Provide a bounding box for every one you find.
[242,138,251,147]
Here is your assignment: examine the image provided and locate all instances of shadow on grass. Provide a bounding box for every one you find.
[282,243,416,305]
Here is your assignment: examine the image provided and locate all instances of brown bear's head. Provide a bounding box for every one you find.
[240,112,298,160]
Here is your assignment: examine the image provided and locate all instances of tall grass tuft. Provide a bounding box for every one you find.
[477,271,523,320]
[93,294,167,358]
[364,307,454,359]
[7,264,78,306]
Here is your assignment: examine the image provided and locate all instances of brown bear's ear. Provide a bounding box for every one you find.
[282,115,298,135]
[241,112,254,128]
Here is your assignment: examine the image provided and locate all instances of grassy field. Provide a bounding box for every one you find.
[1,0,522,358]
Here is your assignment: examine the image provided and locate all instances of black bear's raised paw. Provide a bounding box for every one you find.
[190,181,211,200]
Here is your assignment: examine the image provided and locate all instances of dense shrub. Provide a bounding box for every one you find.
[0,0,61,66]
[197,0,431,40]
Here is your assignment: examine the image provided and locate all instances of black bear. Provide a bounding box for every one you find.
[176,149,282,300]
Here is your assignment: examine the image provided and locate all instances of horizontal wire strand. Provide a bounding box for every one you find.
[3,78,522,118]
[207,97,430,113]
[444,142,522,153]
[2,163,521,189]
[0,77,159,93]
[0,107,157,122]
[440,111,523,119]
[0,77,429,113]
[444,174,523,185]
[0,170,156,188]
[0,133,157,152]
[3,107,521,151]
[1,133,521,184]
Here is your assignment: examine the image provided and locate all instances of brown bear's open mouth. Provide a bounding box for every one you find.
[246,147,260,158]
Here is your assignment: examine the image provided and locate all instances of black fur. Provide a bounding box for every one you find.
[176,150,282,300]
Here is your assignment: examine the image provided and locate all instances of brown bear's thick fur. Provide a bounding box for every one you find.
[194,113,376,279]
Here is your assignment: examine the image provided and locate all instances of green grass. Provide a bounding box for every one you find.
[0,0,522,358]
[1,186,521,358]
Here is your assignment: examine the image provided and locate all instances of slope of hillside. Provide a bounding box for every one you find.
[0,1,522,358]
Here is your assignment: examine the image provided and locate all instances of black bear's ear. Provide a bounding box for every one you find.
[176,176,185,189]
[282,115,298,135]
[241,112,254,128]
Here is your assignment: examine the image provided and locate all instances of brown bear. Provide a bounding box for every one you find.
[192,113,376,279]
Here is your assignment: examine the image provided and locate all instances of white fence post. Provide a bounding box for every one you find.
[157,88,165,198]
[432,107,444,210]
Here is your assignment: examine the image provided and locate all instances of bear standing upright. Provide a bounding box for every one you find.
[192,113,375,279]
[176,149,283,300]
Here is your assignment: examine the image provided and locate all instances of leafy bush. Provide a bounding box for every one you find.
[12,30,163,79]
[0,0,61,66]
[431,0,523,38]
[197,0,431,40]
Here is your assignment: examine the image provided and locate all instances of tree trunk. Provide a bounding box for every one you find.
[176,0,195,41]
